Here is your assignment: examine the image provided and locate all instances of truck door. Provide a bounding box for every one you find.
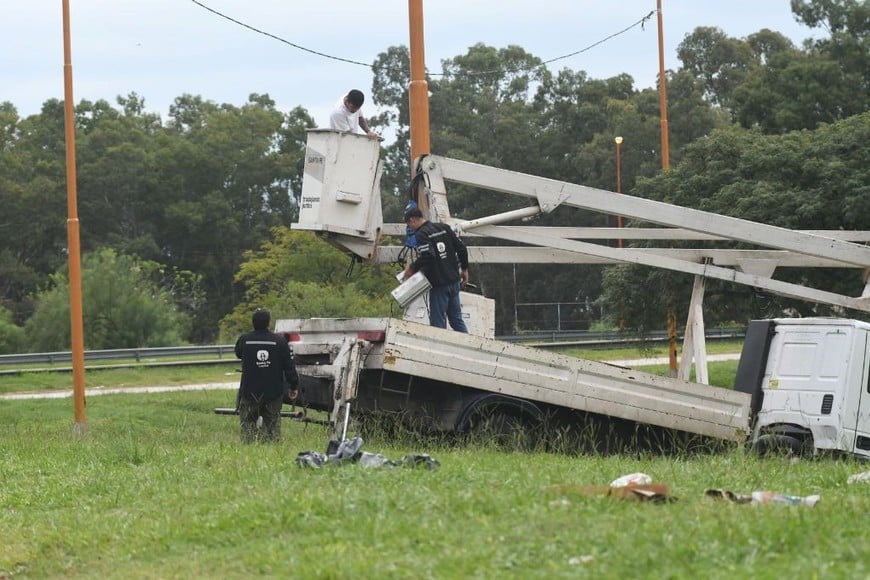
[850,330,870,457]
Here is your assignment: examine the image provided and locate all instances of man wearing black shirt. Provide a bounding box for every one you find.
[402,207,469,332]
[234,309,299,442]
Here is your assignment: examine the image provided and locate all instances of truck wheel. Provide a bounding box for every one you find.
[466,409,540,451]
[456,394,544,451]
[752,434,804,457]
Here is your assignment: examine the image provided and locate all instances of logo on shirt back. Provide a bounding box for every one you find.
[256,350,271,368]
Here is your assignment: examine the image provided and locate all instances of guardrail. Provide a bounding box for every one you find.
[0,345,236,367]
[0,328,745,368]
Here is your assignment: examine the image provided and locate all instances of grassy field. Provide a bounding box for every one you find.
[2,381,869,578]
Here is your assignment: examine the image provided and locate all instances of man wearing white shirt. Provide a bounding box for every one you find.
[329,89,380,139]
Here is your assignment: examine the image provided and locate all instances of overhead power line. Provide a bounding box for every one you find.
[188,0,655,79]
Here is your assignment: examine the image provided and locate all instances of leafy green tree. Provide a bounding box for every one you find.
[791,0,870,80]
[155,94,311,341]
[0,101,69,322]
[24,248,189,351]
[371,45,414,223]
[0,305,25,354]
[601,113,870,330]
[676,3,869,132]
[75,95,165,259]
[676,26,762,110]
[219,228,396,339]
[732,47,864,132]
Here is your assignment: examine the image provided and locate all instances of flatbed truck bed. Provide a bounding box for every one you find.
[276,317,752,443]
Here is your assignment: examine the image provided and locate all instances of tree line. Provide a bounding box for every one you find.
[0,0,867,352]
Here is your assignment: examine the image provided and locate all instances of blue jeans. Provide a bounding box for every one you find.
[428,281,468,332]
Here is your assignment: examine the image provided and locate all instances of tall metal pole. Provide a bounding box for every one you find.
[408,0,431,166]
[656,0,670,171]
[657,0,677,376]
[62,0,88,433]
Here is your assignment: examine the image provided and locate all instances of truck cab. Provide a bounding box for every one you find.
[737,318,870,458]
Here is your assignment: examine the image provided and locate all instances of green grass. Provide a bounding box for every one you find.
[1,391,867,578]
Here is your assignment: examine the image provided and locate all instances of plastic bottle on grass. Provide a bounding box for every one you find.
[750,491,820,507]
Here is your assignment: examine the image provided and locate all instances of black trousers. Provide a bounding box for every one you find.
[238,392,283,443]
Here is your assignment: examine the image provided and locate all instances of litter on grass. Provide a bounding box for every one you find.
[544,472,675,502]
[705,489,820,507]
[610,472,653,488]
[296,436,440,470]
[543,483,676,503]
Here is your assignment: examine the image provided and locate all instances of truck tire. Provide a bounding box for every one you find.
[457,394,543,451]
[752,434,804,457]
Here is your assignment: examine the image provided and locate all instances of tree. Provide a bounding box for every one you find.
[0,101,69,323]
[371,45,413,223]
[75,96,165,259]
[0,305,25,354]
[732,50,861,132]
[24,248,189,351]
[676,3,869,133]
[153,93,311,341]
[219,228,396,339]
[601,113,870,330]
[676,26,758,110]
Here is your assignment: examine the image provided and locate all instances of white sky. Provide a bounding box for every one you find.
[2,1,822,127]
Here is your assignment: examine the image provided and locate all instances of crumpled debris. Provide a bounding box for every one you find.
[543,483,676,503]
[705,489,753,503]
[396,453,440,470]
[847,471,870,484]
[296,436,440,470]
[705,489,820,507]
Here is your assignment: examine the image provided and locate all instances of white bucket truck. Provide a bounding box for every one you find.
[273,129,870,457]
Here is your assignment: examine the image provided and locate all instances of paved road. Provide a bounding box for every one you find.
[0,354,741,401]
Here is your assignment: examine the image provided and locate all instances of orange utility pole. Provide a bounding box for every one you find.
[62,0,88,433]
[657,0,670,171]
[408,0,431,165]
[657,0,677,377]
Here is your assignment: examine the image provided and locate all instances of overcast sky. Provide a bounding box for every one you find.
[2,1,822,127]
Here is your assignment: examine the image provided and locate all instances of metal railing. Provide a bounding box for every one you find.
[0,345,236,367]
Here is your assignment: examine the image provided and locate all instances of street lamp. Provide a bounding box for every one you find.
[614,136,623,248]
[614,135,625,331]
